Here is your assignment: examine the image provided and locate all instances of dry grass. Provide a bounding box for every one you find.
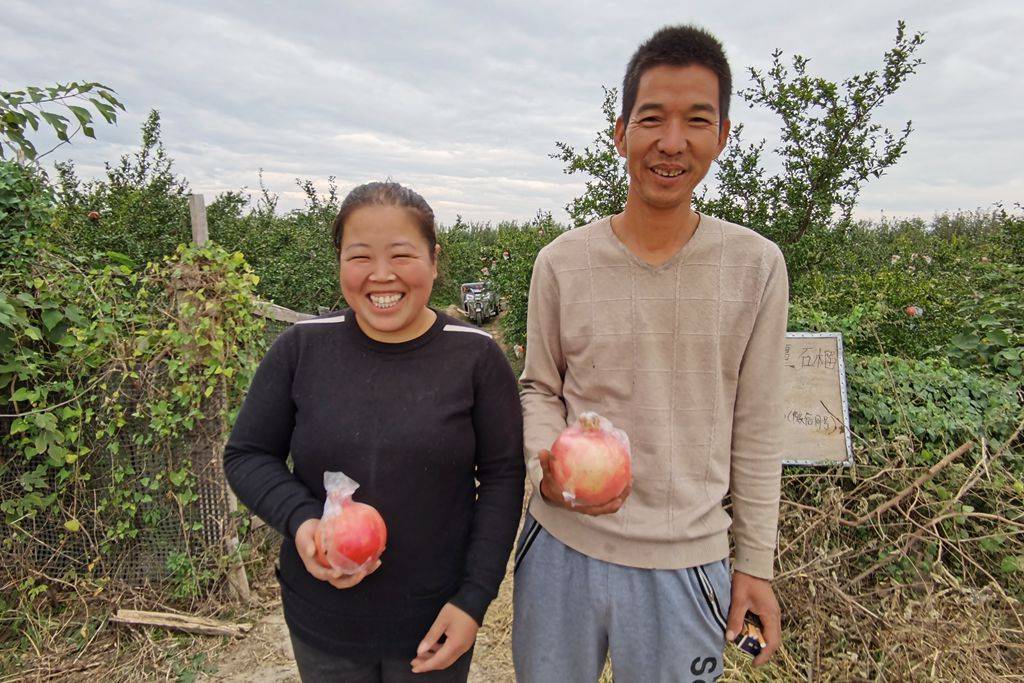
[471,427,1024,682]
[5,428,1023,682]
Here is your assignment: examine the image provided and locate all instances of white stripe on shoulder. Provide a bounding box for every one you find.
[295,315,346,325]
[443,324,492,339]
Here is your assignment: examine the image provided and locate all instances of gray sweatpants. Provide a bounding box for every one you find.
[512,514,731,683]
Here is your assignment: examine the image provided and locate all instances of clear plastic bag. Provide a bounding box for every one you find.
[550,412,632,507]
[315,471,387,574]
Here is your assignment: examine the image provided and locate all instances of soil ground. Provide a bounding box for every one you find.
[198,563,517,683]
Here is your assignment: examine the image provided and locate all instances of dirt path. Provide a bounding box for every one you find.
[199,565,516,683]
[199,608,297,683]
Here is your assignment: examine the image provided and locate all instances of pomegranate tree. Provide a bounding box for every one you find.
[314,472,387,574]
[550,412,631,507]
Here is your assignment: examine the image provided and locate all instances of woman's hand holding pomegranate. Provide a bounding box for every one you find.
[538,449,631,515]
[410,602,478,673]
[295,518,381,589]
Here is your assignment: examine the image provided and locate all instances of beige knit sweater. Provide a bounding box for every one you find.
[520,214,789,580]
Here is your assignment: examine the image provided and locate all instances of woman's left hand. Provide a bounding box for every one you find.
[410,602,478,673]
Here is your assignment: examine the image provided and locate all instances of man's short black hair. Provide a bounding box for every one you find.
[621,25,732,125]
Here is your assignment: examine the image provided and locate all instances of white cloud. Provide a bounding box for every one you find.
[4,0,1022,225]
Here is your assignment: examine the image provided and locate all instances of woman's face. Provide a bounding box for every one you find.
[338,205,439,343]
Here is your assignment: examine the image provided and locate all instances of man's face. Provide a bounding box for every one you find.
[615,64,730,212]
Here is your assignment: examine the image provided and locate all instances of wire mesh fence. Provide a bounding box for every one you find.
[0,298,306,602]
[0,410,232,588]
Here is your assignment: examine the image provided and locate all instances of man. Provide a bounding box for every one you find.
[513,24,788,682]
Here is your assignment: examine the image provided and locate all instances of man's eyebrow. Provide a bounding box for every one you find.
[389,241,415,248]
[342,242,370,251]
[634,102,664,116]
[634,101,719,116]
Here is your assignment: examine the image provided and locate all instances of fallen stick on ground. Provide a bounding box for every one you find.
[111,609,252,638]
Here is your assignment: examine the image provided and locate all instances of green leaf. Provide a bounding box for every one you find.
[41,309,63,330]
[951,333,980,351]
[12,387,34,402]
[67,105,93,126]
[64,519,81,533]
[105,251,138,269]
[40,110,68,130]
[986,329,1010,347]
[977,314,999,326]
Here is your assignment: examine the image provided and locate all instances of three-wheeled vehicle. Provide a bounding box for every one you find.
[460,281,499,324]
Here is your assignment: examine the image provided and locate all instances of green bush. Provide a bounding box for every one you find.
[207,179,340,312]
[846,354,1021,466]
[51,111,191,266]
[2,158,266,594]
[433,217,501,308]
[790,269,958,359]
[944,262,1024,382]
[480,212,564,349]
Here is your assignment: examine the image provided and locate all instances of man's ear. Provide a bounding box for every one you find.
[614,116,627,158]
[715,118,732,157]
[432,243,441,280]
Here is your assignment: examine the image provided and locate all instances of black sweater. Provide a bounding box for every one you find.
[223,310,524,659]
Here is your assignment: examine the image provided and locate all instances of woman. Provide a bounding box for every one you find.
[224,182,525,682]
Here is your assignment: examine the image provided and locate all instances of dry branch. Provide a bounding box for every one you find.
[841,441,974,526]
[110,609,252,638]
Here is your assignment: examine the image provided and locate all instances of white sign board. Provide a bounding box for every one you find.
[781,332,853,466]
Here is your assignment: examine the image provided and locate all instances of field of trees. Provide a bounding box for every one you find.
[2,22,1022,681]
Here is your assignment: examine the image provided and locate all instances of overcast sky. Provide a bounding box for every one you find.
[4,0,1022,225]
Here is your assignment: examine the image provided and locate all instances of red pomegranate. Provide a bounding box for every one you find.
[550,412,631,507]
[313,472,386,574]
[315,499,387,573]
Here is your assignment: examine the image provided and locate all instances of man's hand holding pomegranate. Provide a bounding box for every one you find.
[538,449,631,516]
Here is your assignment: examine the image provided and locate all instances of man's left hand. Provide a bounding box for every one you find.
[726,571,781,667]
[410,602,478,673]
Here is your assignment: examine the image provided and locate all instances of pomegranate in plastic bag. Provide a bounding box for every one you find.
[549,412,631,507]
[314,471,387,574]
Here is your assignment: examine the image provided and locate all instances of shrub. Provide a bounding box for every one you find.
[945,262,1024,383]
[51,111,191,265]
[433,217,501,308]
[846,353,1021,465]
[2,158,265,596]
[480,212,564,349]
[207,178,340,312]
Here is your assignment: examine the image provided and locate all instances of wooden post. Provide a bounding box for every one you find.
[223,490,252,604]
[186,193,251,603]
[188,194,209,246]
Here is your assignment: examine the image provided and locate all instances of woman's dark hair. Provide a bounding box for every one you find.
[331,181,436,258]
[621,25,732,126]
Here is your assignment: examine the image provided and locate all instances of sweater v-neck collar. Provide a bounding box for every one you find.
[604,213,712,272]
